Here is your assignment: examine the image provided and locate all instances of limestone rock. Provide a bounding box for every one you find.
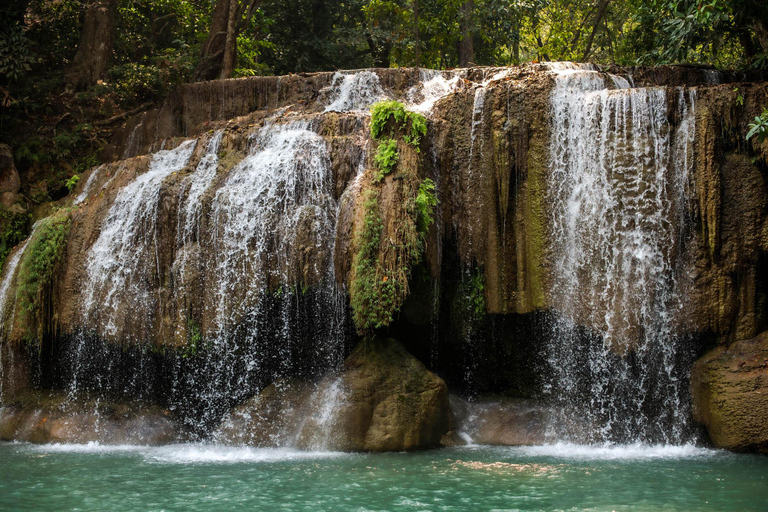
[216,338,450,451]
[691,331,768,453]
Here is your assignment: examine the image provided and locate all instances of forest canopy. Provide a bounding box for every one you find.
[0,0,766,206]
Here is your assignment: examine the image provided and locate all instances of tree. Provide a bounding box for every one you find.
[66,0,118,90]
[458,0,474,66]
[195,0,260,81]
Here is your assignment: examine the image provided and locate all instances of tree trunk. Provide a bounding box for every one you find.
[413,0,420,68]
[458,0,474,67]
[66,0,118,91]
[194,0,233,81]
[195,0,259,81]
[581,0,611,62]
[220,0,239,78]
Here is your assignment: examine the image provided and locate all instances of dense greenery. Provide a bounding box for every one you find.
[0,1,764,182]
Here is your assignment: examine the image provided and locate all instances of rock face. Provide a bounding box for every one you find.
[216,338,450,451]
[691,331,768,453]
[1,65,768,451]
[0,392,182,445]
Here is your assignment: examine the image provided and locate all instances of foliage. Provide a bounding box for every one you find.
[415,178,437,236]
[16,213,72,343]
[370,100,427,149]
[65,174,80,193]
[0,208,31,271]
[0,21,35,84]
[746,108,768,144]
[373,138,399,182]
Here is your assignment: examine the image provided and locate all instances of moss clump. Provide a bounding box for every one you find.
[415,178,437,236]
[373,138,399,182]
[370,100,427,149]
[15,212,71,344]
[350,103,436,333]
[458,267,486,321]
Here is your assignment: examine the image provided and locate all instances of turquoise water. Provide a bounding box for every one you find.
[1,442,766,511]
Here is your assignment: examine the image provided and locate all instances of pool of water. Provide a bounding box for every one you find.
[1,442,766,511]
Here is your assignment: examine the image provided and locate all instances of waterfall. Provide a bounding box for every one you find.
[74,165,103,204]
[546,64,698,444]
[324,71,385,112]
[81,139,197,339]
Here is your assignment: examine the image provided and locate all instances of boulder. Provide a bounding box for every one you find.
[216,337,451,451]
[691,331,768,453]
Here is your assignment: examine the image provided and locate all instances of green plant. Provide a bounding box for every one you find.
[734,88,744,106]
[415,178,437,236]
[65,174,80,193]
[746,108,768,144]
[182,318,203,358]
[373,138,399,182]
[16,213,71,343]
[370,100,427,150]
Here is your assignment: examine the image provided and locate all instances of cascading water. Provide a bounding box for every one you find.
[545,64,698,444]
[324,71,386,112]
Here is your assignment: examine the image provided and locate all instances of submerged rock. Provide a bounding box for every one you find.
[216,337,450,451]
[0,392,182,445]
[691,331,768,453]
[448,395,550,446]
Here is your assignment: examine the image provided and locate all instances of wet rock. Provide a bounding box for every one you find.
[448,395,549,446]
[691,331,768,453]
[0,392,183,445]
[216,338,450,451]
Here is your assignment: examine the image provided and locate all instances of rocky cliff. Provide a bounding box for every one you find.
[1,64,767,451]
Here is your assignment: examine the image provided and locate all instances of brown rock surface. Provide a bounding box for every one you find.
[0,392,182,445]
[691,331,768,453]
[216,338,450,451]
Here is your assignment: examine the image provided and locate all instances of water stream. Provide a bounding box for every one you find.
[545,64,698,443]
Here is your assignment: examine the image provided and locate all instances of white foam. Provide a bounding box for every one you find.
[24,442,349,464]
[509,443,718,460]
[147,444,348,464]
[31,442,147,454]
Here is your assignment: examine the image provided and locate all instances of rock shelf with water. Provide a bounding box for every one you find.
[1,64,767,453]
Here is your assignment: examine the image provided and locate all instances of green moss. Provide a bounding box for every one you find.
[181,317,203,358]
[373,138,399,182]
[350,103,435,333]
[458,267,486,321]
[15,212,71,343]
[415,178,437,237]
